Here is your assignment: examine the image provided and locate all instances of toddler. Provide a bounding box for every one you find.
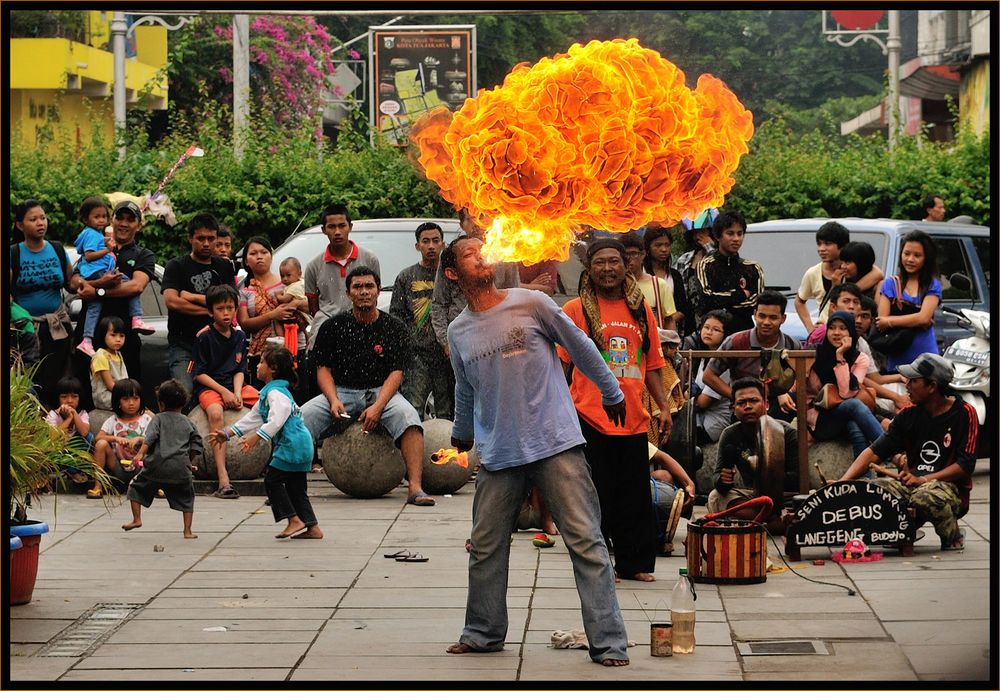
[75,197,153,357]
[276,257,311,359]
[211,344,321,539]
[45,376,93,485]
[124,379,203,538]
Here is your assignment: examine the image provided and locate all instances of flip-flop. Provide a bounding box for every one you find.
[276,527,308,539]
[384,549,413,559]
[532,533,556,548]
[291,531,323,539]
[396,553,429,562]
[406,491,436,507]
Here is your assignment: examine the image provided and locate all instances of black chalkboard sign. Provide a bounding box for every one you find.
[784,480,915,560]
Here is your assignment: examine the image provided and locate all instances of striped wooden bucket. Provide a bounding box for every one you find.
[684,518,767,585]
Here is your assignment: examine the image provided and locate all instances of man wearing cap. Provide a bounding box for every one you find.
[558,238,670,583]
[839,353,978,551]
[162,211,236,391]
[74,200,157,389]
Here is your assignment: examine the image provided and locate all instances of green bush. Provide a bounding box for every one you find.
[10,100,989,264]
[728,119,991,225]
[9,102,450,261]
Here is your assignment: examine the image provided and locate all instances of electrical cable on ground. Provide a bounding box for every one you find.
[766,532,857,596]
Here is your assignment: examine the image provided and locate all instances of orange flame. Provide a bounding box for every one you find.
[411,38,754,263]
[430,448,469,469]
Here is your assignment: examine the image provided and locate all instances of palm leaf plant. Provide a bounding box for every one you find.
[9,361,118,524]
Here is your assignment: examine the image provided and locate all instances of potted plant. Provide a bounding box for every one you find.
[8,362,116,605]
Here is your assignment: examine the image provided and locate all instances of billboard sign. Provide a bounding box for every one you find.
[369,25,477,146]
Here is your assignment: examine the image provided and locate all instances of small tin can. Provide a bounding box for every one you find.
[650,622,673,657]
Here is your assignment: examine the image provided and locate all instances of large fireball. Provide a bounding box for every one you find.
[411,38,754,263]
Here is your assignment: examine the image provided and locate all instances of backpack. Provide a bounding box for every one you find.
[730,330,796,396]
[10,240,71,289]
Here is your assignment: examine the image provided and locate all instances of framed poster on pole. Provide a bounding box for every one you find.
[368,25,477,146]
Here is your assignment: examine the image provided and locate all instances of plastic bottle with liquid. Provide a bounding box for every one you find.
[670,567,696,653]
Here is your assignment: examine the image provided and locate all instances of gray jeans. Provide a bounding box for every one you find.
[461,446,628,662]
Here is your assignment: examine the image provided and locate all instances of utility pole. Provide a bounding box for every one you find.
[111,12,127,160]
[887,10,901,149]
[233,14,250,160]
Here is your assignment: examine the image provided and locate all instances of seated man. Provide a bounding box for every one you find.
[301,266,433,506]
[839,353,977,551]
[707,377,798,530]
[649,443,695,555]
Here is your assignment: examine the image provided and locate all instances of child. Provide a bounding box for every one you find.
[276,257,311,323]
[210,344,322,539]
[648,444,696,555]
[45,376,93,485]
[192,284,259,499]
[123,379,203,538]
[213,225,237,275]
[90,316,129,411]
[90,378,153,498]
[75,197,153,357]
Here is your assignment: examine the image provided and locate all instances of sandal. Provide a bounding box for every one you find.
[86,488,102,499]
[396,552,429,562]
[212,485,240,499]
[532,533,556,548]
[384,549,413,559]
[406,491,435,507]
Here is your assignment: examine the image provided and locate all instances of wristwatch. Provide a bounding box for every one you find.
[96,288,106,297]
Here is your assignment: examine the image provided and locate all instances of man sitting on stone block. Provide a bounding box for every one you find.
[301,266,434,506]
[707,377,798,530]
[839,353,977,551]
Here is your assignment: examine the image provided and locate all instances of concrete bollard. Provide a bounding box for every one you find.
[188,407,271,481]
[320,423,405,498]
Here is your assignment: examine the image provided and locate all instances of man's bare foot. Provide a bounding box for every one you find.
[599,658,630,667]
[291,526,324,539]
[121,520,142,531]
[184,531,198,539]
[622,572,655,582]
[276,518,307,538]
[446,643,477,654]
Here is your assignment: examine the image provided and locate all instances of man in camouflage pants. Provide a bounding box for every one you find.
[839,353,978,550]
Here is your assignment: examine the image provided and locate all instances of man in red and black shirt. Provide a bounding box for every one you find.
[840,353,978,550]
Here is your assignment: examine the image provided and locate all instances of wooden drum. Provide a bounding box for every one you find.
[685,518,767,585]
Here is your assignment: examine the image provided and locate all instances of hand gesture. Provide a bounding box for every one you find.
[240,434,260,453]
[602,399,626,427]
[777,393,796,414]
[874,315,891,332]
[358,404,383,433]
[128,436,144,450]
[222,390,241,410]
[58,403,73,419]
[273,303,296,321]
[658,414,672,444]
[836,335,853,357]
[329,397,347,420]
[208,429,229,447]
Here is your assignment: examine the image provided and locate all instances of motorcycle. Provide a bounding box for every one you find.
[941,273,990,456]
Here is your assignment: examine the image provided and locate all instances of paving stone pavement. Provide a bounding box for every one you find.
[8,463,992,683]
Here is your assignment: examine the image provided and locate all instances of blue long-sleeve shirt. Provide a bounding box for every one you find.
[447,288,624,471]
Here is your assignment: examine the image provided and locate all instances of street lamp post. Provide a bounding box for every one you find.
[232,14,250,161]
[886,10,901,149]
[110,12,127,160]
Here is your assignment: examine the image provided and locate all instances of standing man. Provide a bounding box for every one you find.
[689,210,764,333]
[74,200,156,399]
[922,194,946,222]
[431,208,519,358]
[301,266,434,507]
[303,204,380,348]
[162,212,236,392]
[390,221,454,419]
[839,353,977,551]
[560,238,670,583]
[442,236,630,667]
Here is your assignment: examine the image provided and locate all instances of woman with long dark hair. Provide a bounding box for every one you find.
[805,311,884,459]
[236,236,300,386]
[10,199,80,406]
[875,230,941,372]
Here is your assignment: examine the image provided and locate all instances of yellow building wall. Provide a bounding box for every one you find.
[959,59,990,137]
[10,20,168,151]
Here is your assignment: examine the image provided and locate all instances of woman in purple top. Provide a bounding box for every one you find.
[875,230,942,372]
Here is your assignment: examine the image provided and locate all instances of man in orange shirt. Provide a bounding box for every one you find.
[558,239,670,582]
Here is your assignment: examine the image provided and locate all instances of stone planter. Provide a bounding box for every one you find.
[420,418,476,495]
[320,423,405,498]
[188,407,271,481]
